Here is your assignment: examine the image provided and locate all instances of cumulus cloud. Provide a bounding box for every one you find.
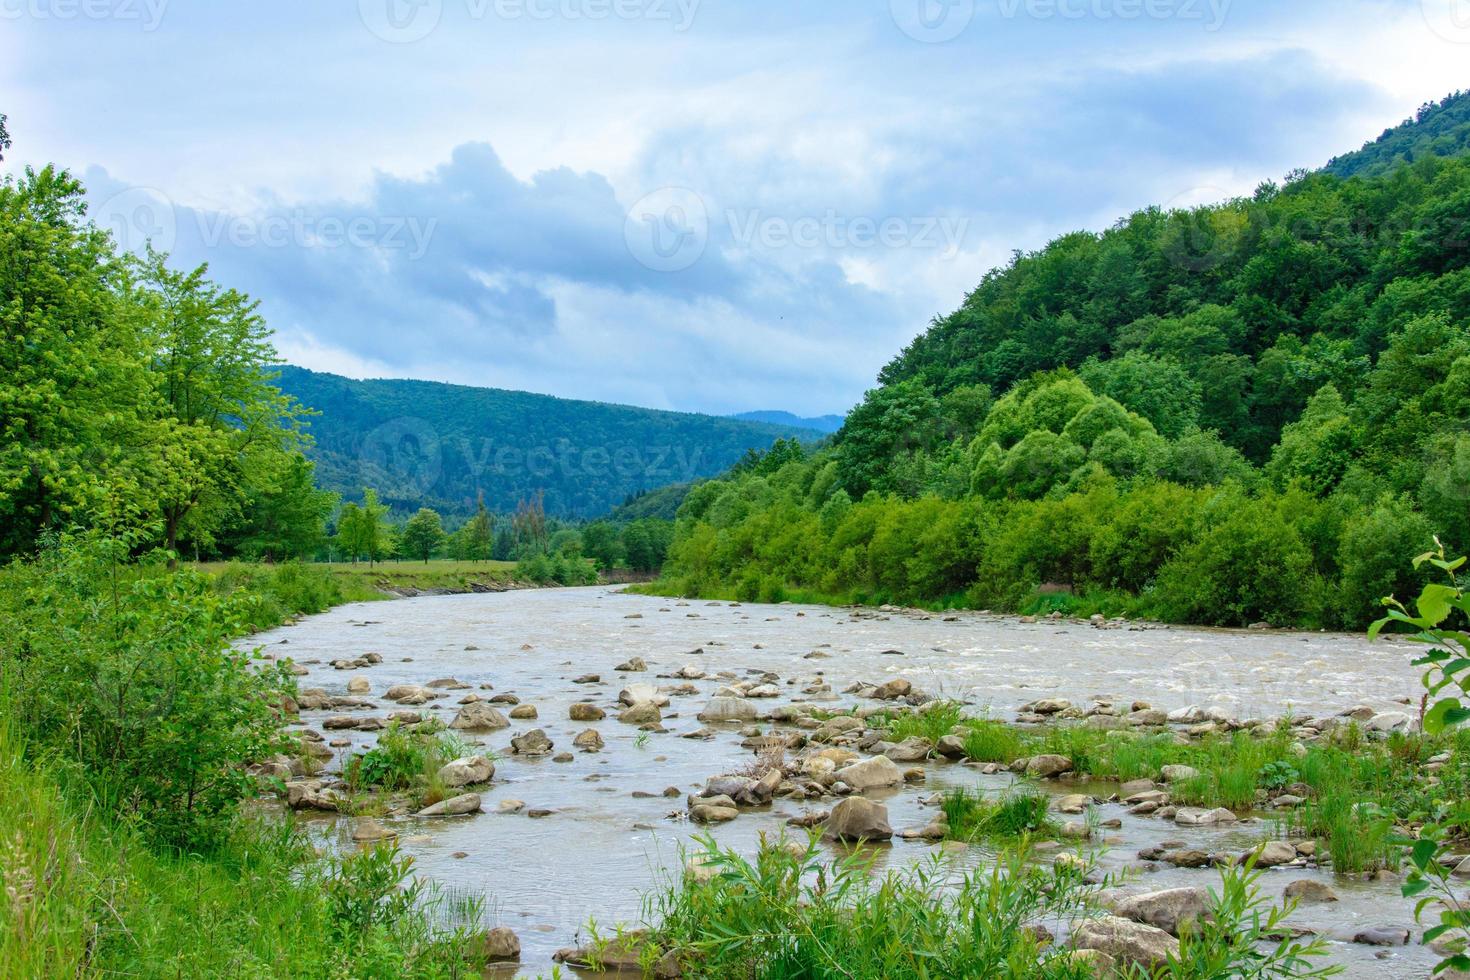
[6,0,1447,414]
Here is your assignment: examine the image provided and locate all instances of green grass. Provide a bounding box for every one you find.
[0,725,487,980]
[345,721,477,808]
[880,700,966,746]
[640,836,1337,979]
[960,720,1028,762]
[941,788,1054,842]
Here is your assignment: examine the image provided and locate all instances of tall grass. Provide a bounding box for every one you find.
[882,700,966,745]
[942,788,1053,842]
[642,837,1336,979]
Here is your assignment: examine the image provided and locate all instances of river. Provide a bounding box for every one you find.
[249,585,1444,978]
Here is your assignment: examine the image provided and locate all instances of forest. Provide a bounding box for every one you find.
[276,366,822,520]
[651,91,1470,629]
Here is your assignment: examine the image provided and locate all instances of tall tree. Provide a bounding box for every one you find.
[0,166,148,555]
[462,496,493,562]
[400,507,445,564]
[132,250,308,558]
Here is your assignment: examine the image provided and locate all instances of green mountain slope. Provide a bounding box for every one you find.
[652,92,1470,629]
[1326,90,1470,179]
[276,367,819,519]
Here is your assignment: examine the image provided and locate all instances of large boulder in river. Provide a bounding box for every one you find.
[450,703,509,732]
[1072,916,1180,968]
[478,926,521,962]
[1024,754,1074,778]
[824,796,893,841]
[418,793,482,817]
[569,702,606,721]
[510,729,554,756]
[437,755,494,788]
[873,678,912,700]
[698,697,759,723]
[1114,887,1211,937]
[619,702,662,725]
[836,755,903,791]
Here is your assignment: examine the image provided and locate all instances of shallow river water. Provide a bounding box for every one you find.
[249,586,1450,978]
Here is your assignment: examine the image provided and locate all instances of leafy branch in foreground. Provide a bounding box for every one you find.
[1372,541,1470,975]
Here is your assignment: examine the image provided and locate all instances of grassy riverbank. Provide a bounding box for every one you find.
[0,539,492,980]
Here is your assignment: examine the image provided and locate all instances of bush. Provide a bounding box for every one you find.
[0,535,293,851]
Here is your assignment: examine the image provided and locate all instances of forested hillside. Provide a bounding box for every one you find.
[1326,90,1470,179]
[276,367,821,519]
[653,94,1470,629]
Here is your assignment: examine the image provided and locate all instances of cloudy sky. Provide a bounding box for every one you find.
[3,1,1468,416]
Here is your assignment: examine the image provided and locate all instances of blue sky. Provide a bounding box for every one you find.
[3,0,1468,416]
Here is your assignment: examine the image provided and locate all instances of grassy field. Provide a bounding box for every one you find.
[197,559,523,605]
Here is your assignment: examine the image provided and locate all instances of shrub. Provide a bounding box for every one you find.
[0,535,293,851]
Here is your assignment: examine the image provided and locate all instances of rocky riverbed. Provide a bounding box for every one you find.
[244,586,1456,978]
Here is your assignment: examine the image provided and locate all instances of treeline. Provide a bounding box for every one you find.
[331,488,673,584]
[655,101,1470,629]
[1,163,334,561]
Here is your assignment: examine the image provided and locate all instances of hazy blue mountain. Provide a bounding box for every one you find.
[730,410,844,434]
[276,366,821,518]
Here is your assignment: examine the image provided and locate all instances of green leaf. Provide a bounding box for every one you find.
[1425,698,1467,735]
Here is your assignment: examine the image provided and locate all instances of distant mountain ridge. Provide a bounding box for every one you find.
[275,366,822,519]
[731,410,844,434]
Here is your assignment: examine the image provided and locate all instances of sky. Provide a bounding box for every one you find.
[3,0,1468,417]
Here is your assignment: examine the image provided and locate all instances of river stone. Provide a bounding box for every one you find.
[418,793,482,817]
[573,729,605,752]
[1250,840,1297,867]
[351,817,395,843]
[510,729,554,755]
[1120,778,1156,796]
[385,684,431,702]
[479,926,520,961]
[836,755,903,791]
[1025,754,1074,778]
[615,657,647,672]
[619,701,663,724]
[509,704,538,720]
[1175,806,1236,826]
[873,678,913,700]
[1283,880,1338,904]
[690,803,739,823]
[1353,926,1410,946]
[427,677,469,690]
[569,703,606,721]
[322,715,356,730]
[1163,849,1212,868]
[620,683,669,707]
[1366,711,1411,733]
[884,737,932,762]
[1072,916,1180,968]
[1114,887,1210,937]
[438,755,494,788]
[1032,698,1071,715]
[1159,765,1199,783]
[1054,794,1090,814]
[1128,708,1169,726]
[450,703,509,732]
[935,734,967,758]
[824,796,893,841]
[699,697,760,723]
[346,676,371,694]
